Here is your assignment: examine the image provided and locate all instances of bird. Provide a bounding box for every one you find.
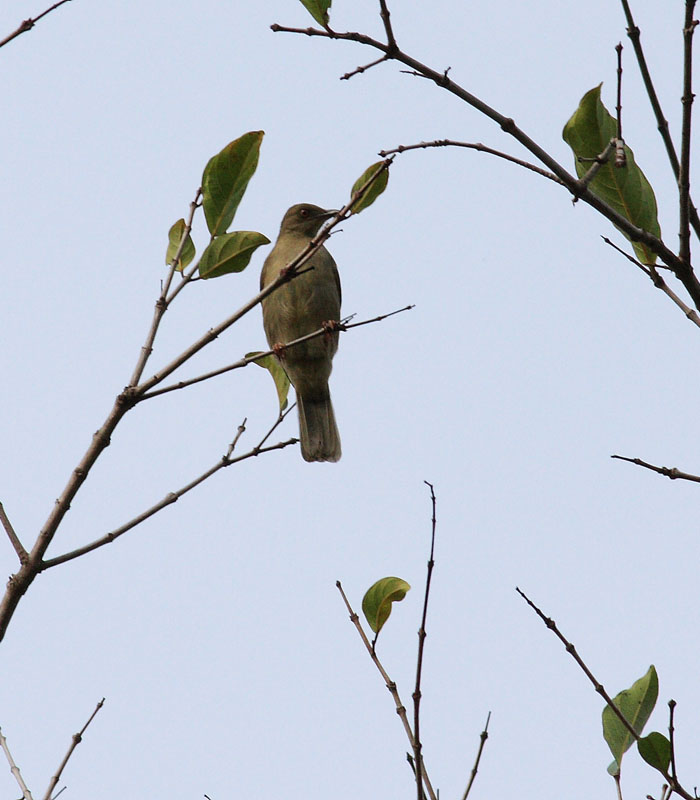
[260,203,342,462]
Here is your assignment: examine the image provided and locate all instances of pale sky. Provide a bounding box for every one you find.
[2,2,698,799]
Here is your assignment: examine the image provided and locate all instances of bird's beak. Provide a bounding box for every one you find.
[317,208,339,220]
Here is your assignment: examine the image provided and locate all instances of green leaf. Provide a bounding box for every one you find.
[362,577,410,634]
[638,732,671,774]
[562,85,660,264]
[299,0,331,26]
[602,665,658,768]
[350,160,390,214]
[202,131,264,237]
[165,219,195,272]
[199,231,270,279]
[246,352,290,412]
[607,759,620,777]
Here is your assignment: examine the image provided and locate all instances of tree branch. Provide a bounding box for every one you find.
[378,139,563,185]
[0,726,34,799]
[0,0,71,50]
[0,394,134,642]
[0,161,393,641]
[0,502,27,563]
[335,580,438,800]
[129,188,202,387]
[340,54,389,80]
[140,304,414,400]
[619,0,700,239]
[461,712,491,800]
[679,2,697,267]
[41,409,297,570]
[611,454,700,483]
[42,698,105,800]
[516,587,694,799]
[378,0,397,52]
[614,43,627,167]
[601,236,700,328]
[412,481,437,800]
[271,16,700,308]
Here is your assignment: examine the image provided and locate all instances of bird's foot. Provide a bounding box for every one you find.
[272,342,287,358]
[321,319,341,335]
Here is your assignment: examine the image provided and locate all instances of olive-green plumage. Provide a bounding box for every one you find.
[260,203,342,462]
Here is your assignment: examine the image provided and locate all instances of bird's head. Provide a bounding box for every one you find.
[279,203,338,237]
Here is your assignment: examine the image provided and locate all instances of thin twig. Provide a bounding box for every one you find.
[611,454,700,483]
[615,43,627,167]
[129,187,202,387]
[270,21,700,307]
[0,502,28,563]
[679,2,697,267]
[42,698,105,800]
[668,700,678,782]
[140,304,414,400]
[378,139,563,185]
[41,409,297,570]
[516,588,640,738]
[0,726,34,799]
[340,54,389,80]
[616,43,624,142]
[461,713,491,800]
[413,482,437,800]
[164,191,205,304]
[601,237,700,328]
[335,581,438,800]
[619,0,700,238]
[0,0,71,50]
[516,587,694,800]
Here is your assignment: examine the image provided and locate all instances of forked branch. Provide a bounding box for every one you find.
[272,3,700,308]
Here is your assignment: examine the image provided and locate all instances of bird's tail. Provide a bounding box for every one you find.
[297,389,341,463]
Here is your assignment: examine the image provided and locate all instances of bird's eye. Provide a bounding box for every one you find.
[299,208,310,218]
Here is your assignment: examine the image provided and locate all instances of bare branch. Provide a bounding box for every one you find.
[461,712,491,800]
[335,580,438,800]
[0,502,27,563]
[141,304,414,400]
[341,54,389,80]
[378,0,397,52]
[378,139,563,185]
[619,0,700,238]
[679,2,697,267]
[0,727,34,798]
[413,482,437,800]
[42,409,297,570]
[270,20,700,307]
[611,454,700,483]
[516,587,694,800]
[616,43,624,142]
[668,699,679,782]
[601,236,700,327]
[42,698,105,800]
[0,394,134,642]
[615,43,627,167]
[0,0,71,50]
